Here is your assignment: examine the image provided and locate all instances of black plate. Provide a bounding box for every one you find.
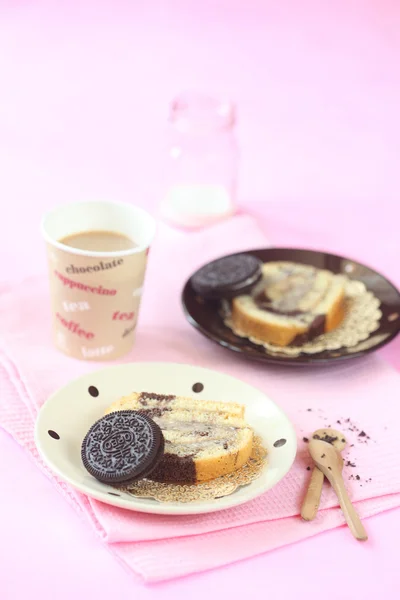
[182,248,400,366]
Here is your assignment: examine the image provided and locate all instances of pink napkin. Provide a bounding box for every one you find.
[1,215,400,583]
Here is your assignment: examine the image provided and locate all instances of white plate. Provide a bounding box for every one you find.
[35,362,297,515]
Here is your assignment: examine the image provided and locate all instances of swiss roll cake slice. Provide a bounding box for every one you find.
[106,392,253,483]
[231,261,345,347]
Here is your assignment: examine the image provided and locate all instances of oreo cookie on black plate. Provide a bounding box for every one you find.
[191,253,262,299]
[81,411,164,486]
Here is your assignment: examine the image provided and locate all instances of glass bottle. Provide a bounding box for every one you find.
[160,91,239,229]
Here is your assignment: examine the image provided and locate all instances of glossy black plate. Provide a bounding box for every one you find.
[182,248,400,366]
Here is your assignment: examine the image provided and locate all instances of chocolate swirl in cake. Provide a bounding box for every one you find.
[249,266,330,343]
[253,268,320,316]
[230,261,346,347]
[105,393,253,484]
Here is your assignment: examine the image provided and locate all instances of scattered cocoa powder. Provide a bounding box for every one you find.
[303,408,379,486]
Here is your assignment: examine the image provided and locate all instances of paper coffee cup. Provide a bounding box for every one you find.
[41,201,156,361]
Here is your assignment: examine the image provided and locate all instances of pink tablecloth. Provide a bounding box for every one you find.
[1,1,400,598]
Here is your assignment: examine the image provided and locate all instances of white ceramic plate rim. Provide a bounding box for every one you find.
[35,362,297,515]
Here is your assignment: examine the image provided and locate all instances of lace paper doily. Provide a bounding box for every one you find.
[223,278,382,357]
[120,436,267,503]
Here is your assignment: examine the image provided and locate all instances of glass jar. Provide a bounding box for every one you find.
[160,91,239,229]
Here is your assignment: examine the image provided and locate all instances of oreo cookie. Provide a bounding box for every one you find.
[81,411,164,486]
[191,254,262,299]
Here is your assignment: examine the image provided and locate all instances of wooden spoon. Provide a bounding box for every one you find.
[308,438,368,541]
[301,428,347,521]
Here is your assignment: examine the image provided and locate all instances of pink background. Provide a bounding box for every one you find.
[1,1,399,598]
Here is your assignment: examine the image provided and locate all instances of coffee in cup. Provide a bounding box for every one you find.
[41,201,156,361]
